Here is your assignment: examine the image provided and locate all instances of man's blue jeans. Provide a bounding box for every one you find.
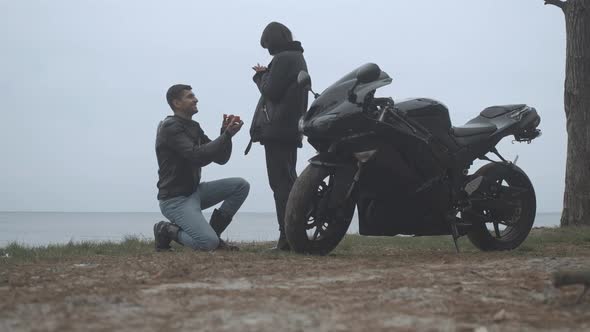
[159,177,250,250]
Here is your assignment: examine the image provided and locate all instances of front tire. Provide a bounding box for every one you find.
[285,164,356,255]
[465,163,536,251]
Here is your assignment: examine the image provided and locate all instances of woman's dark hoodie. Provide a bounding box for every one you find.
[249,22,308,148]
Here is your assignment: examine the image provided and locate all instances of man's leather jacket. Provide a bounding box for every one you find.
[156,115,231,200]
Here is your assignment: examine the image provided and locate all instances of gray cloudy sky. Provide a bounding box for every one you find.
[0,0,566,213]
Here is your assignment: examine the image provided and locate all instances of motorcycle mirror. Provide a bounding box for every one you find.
[356,63,381,84]
[297,71,312,90]
[297,71,320,99]
[348,63,382,103]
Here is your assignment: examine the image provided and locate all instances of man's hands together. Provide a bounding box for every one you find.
[252,63,267,73]
[222,114,244,137]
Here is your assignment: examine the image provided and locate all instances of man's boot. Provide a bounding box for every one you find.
[276,232,291,251]
[270,195,291,251]
[270,231,290,251]
[209,209,239,251]
[210,209,231,236]
[153,221,180,252]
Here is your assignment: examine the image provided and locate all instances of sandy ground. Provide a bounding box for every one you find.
[1,244,590,332]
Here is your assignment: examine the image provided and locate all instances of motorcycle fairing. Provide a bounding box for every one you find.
[301,65,392,138]
[451,106,541,153]
[356,143,453,236]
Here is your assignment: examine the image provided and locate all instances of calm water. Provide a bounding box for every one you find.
[0,211,561,247]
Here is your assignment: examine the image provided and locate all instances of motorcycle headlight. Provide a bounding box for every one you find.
[353,149,377,163]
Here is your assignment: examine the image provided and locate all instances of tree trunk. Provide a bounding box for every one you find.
[546,0,590,226]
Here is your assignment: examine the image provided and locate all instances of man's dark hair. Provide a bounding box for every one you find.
[166,84,192,110]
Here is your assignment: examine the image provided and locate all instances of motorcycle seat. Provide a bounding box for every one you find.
[451,120,497,137]
[480,104,526,119]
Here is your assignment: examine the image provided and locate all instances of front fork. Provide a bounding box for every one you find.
[308,153,362,210]
[345,162,364,201]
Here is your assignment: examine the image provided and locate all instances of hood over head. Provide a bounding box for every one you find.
[260,22,303,55]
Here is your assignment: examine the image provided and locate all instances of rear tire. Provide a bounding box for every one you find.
[285,164,356,255]
[465,163,536,251]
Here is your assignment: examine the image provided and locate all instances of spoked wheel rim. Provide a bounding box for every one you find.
[480,176,530,242]
[303,174,342,242]
[285,164,356,255]
[466,163,536,251]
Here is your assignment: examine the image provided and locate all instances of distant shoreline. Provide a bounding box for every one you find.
[0,211,278,214]
[0,210,563,214]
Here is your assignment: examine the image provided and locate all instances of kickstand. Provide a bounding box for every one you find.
[448,216,461,253]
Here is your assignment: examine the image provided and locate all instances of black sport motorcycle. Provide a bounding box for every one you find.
[285,63,541,255]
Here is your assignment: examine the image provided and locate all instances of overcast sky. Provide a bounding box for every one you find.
[0,0,566,213]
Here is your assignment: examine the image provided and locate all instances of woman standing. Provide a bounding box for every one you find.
[248,22,309,250]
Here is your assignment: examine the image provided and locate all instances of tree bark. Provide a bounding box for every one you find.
[546,0,590,226]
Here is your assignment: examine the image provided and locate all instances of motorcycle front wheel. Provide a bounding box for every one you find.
[285,164,356,255]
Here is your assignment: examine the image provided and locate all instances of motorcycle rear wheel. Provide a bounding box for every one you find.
[285,164,356,255]
[465,163,536,251]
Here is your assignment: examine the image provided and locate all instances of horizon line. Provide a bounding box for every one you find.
[0,210,563,214]
[0,210,276,214]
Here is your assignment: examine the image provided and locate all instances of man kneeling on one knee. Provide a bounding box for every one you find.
[154,84,249,251]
